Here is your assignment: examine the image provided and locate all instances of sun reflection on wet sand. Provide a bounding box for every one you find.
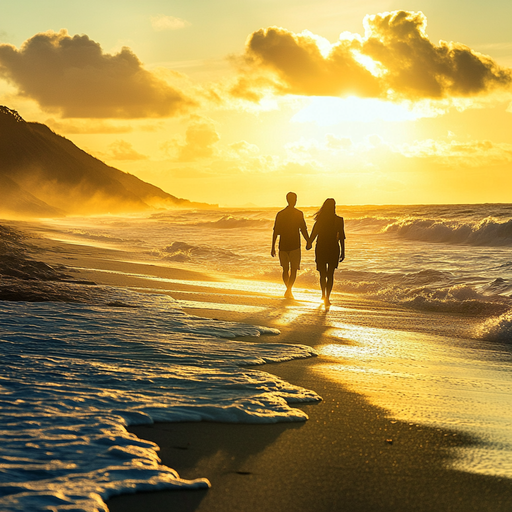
[315,321,512,478]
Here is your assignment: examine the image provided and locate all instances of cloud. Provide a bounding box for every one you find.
[163,117,221,161]
[236,11,512,103]
[325,134,353,150]
[228,140,260,155]
[46,118,133,134]
[151,15,190,31]
[0,30,195,118]
[236,26,380,99]
[362,11,511,99]
[395,138,512,165]
[107,140,148,161]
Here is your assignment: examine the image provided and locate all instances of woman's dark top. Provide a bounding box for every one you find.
[313,215,345,268]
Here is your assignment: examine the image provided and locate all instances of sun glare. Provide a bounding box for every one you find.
[351,52,382,77]
[291,96,420,125]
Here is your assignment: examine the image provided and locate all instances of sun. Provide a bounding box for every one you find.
[291,96,421,126]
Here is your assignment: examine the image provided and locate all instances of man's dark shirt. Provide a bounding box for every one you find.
[273,207,307,251]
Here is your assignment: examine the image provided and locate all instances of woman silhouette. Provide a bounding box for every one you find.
[306,198,345,306]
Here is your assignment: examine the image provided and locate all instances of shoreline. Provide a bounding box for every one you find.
[4,219,512,511]
[107,305,512,512]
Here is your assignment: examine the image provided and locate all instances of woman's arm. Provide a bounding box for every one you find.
[339,238,345,262]
[338,217,345,262]
[306,222,318,250]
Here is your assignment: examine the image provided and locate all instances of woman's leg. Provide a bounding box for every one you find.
[318,264,327,299]
[325,263,336,304]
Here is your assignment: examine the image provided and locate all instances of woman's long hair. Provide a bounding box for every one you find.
[314,198,336,223]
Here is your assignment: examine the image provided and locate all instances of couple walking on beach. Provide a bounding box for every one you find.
[271,192,345,306]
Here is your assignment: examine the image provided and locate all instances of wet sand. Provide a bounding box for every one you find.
[6,221,512,512]
[106,310,512,512]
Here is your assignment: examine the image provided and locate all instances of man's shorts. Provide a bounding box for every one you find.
[279,248,301,270]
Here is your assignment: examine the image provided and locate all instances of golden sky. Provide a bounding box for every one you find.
[1,0,512,207]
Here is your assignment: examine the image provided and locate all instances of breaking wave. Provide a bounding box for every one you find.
[193,215,272,229]
[345,216,395,233]
[383,217,512,246]
[67,229,142,244]
[157,241,241,263]
[477,311,512,342]
[332,269,512,316]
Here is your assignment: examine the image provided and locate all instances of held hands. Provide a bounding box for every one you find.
[306,242,312,250]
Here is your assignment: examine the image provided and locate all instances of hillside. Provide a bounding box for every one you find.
[0,106,210,217]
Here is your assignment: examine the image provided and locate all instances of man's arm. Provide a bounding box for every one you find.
[271,229,278,257]
[306,222,318,250]
[299,213,310,245]
[300,225,310,246]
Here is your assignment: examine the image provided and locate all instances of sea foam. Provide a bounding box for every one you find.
[477,311,512,342]
[0,295,319,512]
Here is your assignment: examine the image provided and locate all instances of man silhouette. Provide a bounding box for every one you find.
[271,192,310,299]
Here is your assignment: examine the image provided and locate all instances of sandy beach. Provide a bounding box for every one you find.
[4,0,512,506]
[4,219,512,512]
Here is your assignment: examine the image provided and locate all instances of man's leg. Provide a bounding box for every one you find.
[279,251,291,296]
[286,249,300,298]
[282,266,290,289]
[283,265,295,298]
[286,268,297,298]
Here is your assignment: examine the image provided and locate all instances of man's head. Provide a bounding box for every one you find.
[286,192,297,207]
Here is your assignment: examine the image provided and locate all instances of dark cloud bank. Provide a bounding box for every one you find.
[0,30,194,118]
[235,11,512,101]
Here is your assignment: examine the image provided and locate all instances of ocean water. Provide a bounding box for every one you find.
[2,203,512,510]
[0,292,319,511]
[46,203,512,319]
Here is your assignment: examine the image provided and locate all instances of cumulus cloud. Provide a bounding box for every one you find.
[237,26,380,99]
[0,29,195,118]
[107,140,147,161]
[236,10,512,102]
[228,140,260,155]
[151,15,190,31]
[396,139,512,165]
[286,134,354,157]
[163,117,221,161]
[285,129,512,168]
[46,118,133,134]
[325,134,353,150]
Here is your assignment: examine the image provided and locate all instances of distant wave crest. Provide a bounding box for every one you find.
[383,217,512,246]
[158,241,241,263]
[345,216,394,232]
[194,215,272,229]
